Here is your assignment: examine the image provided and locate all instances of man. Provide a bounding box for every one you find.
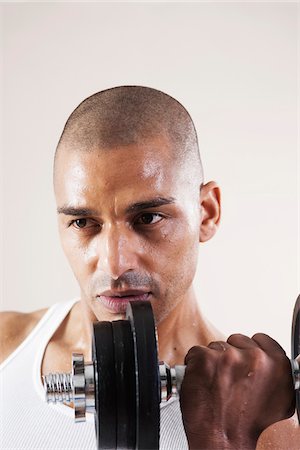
[0,86,298,449]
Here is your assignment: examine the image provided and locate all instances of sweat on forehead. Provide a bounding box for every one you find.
[54,86,203,181]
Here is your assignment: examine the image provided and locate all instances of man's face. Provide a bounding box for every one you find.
[54,135,202,323]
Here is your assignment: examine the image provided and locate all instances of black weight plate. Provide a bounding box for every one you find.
[112,320,136,449]
[126,301,160,450]
[93,321,117,449]
[292,294,300,424]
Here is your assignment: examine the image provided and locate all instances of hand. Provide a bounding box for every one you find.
[180,333,295,450]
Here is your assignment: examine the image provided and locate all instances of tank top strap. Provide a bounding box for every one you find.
[0,298,78,370]
[33,299,79,401]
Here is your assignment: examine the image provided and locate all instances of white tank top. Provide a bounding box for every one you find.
[0,300,188,449]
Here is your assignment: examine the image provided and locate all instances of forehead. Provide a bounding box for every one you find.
[54,137,183,208]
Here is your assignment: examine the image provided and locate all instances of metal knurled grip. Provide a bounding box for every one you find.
[43,355,186,422]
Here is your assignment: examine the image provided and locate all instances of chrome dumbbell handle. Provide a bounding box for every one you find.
[43,355,186,421]
[42,372,73,403]
[43,353,300,423]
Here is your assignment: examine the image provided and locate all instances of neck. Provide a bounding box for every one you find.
[51,289,222,369]
[156,289,219,366]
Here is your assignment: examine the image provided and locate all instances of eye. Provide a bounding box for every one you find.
[69,218,100,230]
[74,219,88,228]
[136,213,163,225]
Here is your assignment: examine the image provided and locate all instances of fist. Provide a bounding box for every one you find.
[180,333,295,450]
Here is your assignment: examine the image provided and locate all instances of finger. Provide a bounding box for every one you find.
[184,345,218,380]
[227,333,259,349]
[184,345,209,365]
[251,333,286,355]
[208,341,231,352]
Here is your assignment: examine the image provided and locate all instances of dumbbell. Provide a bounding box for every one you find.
[292,294,300,422]
[43,295,300,450]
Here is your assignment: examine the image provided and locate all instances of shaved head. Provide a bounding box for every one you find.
[53,86,221,325]
[55,85,203,183]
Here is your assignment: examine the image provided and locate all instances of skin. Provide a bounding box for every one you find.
[51,135,222,367]
[1,133,299,448]
[181,334,296,449]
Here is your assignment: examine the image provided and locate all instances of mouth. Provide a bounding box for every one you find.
[96,290,151,314]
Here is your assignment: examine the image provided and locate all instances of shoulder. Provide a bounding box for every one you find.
[0,308,48,363]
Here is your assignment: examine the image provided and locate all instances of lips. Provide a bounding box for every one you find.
[97,290,151,314]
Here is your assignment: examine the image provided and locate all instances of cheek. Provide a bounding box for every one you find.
[82,238,99,267]
[169,237,199,285]
[60,230,98,280]
[153,221,199,282]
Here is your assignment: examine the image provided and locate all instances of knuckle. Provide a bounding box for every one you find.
[252,332,270,340]
[227,333,247,344]
[250,346,266,359]
[197,357,216,378]
[185,346,216,378]
[253,333,286,354]
[248,347,269,371]
[252,332,274,348]
[208,340,226,351]
[185,345,203,362]
[185,345,209,367]
[222,347,241,366]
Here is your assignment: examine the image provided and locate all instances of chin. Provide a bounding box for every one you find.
[151,301,174,325]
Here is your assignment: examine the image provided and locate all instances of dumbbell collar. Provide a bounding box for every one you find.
[159,362,186,402]
[291,355,300,391]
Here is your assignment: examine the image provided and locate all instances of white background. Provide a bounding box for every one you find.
[1,2,299,353]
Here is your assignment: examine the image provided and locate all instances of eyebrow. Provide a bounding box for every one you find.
[57,197,176,216]
[57,206,99,216]
[125,197,176,214]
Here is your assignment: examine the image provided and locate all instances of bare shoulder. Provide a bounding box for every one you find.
[257,414,300,449]
[0,307,48,363]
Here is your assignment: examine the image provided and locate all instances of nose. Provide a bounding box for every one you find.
[97,224,140,280]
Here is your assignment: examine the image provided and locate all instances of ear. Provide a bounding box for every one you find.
[199,181,221,242]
